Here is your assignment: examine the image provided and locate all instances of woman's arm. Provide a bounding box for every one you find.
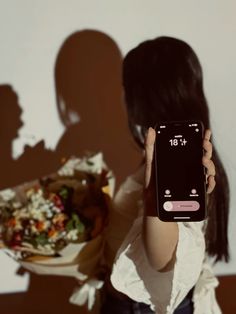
[143,215,178,272]
[142,127,215,272]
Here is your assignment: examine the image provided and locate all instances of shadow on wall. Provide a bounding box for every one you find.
[0,85,58,190]
[0,31,141,191]
[54,30,141,187]
[0,30,141,314]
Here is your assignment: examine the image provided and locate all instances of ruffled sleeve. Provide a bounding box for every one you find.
[110,216,206,313]
[192,256,222,314]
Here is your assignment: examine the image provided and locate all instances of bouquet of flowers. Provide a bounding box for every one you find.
[0,152,114,310]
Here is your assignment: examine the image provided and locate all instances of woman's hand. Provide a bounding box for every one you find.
[202,129,216,194]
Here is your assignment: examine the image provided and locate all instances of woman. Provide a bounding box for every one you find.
[102,36,230,313]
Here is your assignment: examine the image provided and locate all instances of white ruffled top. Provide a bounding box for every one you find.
[104,167,222,314]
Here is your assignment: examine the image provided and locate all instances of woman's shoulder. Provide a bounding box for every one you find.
[112,165,144,216]
[115,165,145,194]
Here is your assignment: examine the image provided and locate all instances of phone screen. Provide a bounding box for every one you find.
[154,120,206,221]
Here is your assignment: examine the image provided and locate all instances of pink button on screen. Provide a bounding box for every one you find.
[163,201,200,211]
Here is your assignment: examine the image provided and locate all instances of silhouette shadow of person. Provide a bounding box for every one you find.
[54,30,141,189]
[0,85,24,189]
[0,85,58,190]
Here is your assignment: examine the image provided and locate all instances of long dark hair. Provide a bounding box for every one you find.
[122,36,230,263]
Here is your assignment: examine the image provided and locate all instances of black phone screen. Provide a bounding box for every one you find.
[154,120,207,221]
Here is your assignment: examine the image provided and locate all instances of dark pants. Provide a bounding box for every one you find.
[101,287,194,314]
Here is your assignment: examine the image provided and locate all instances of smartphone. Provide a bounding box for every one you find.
[154,120,207,221]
